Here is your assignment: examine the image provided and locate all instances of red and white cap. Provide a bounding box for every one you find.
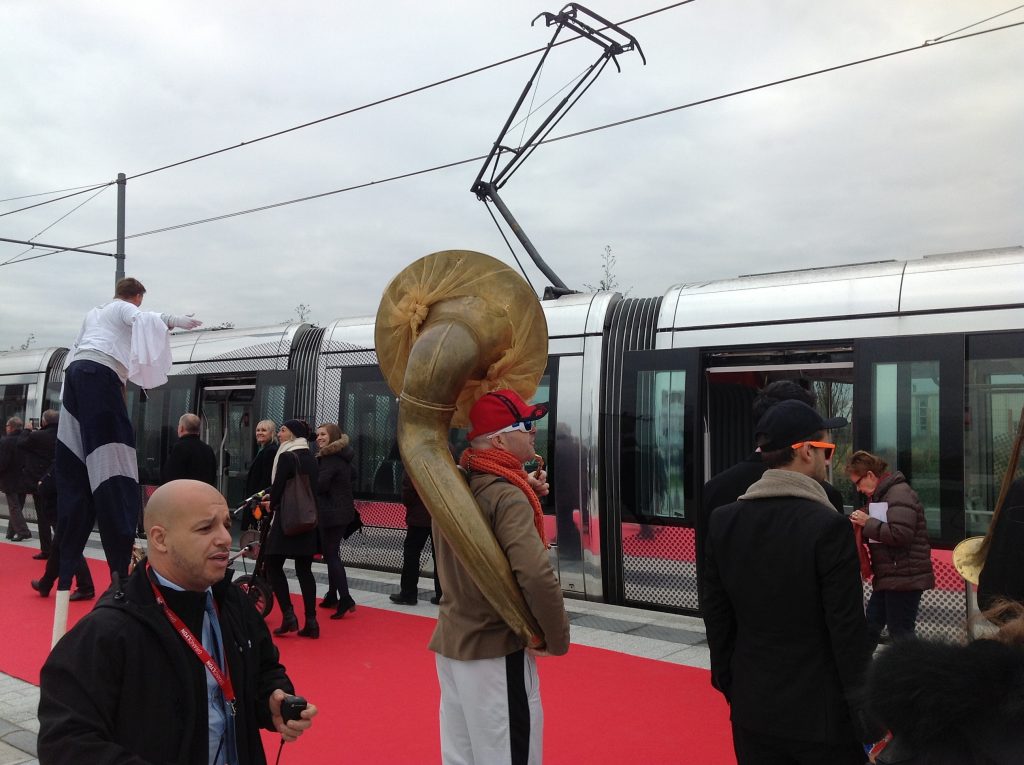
[467,389,548,440]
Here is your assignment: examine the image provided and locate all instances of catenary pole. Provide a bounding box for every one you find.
[115,172,126,283]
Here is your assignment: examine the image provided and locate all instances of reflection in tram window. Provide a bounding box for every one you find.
[343,379,401,499]
[628,370,686,522]
[871,360,942,537]
[965,356,1024,536]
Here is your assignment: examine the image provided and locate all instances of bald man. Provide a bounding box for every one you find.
[161,413,218,486]
[39,480,317,765]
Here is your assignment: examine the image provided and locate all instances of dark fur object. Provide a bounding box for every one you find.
[864,638,1024,764]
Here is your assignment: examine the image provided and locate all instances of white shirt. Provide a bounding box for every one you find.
[67,300,172,386]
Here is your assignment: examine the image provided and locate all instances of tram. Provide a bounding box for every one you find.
[3,245,1022,639]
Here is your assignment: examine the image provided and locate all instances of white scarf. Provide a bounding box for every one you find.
[271,436,309,482]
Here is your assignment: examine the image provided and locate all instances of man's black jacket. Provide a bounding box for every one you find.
[38,562,293,764]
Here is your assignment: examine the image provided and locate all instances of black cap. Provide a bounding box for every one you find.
[754,400,847,451]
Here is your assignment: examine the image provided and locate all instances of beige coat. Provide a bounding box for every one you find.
[429,471,570,660]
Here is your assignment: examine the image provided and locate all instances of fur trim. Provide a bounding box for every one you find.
[317,436,350,457]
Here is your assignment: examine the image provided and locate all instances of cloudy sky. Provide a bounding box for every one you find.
[1,1,1021,351]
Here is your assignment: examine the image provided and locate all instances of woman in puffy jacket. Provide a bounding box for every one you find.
[847,450,935,647]
[314,423,357,620]
[266,418,320,639]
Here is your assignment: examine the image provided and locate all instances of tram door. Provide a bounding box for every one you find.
[704,357,854,503]
[200,385,256,507]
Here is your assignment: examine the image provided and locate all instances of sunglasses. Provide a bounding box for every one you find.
[790,440,835,461]
[487,420,536,438]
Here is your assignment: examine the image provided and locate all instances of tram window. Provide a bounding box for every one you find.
[342,380,401,499]
[870,360,942,536]
[965,357,1024,536]
[258,384,287,429]
[625,370,687,522]
[0,384,27,423]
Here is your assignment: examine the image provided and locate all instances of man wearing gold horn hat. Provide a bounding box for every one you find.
[429,389,570,765]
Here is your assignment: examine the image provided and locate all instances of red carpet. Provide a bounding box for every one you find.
[2,542,734,764]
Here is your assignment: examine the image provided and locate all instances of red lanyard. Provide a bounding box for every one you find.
[147,567,236,715]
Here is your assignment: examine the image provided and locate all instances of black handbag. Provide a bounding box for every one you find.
[343,510,363,539]
[280,452,318,536]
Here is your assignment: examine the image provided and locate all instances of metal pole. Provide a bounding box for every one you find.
[115,172,126,283]
[479,182,568,291]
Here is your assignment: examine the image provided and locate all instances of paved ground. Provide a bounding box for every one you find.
[0,529,710,764]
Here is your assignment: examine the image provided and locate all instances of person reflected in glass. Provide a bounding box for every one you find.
[847,450,935,648]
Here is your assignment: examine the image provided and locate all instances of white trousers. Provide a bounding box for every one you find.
[436,650,543,765]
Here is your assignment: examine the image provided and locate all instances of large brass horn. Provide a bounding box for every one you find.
[375,250,549,647]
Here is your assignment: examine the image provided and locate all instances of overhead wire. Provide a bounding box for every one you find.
[0,1,696,222]
[0,180,115,220]
[0,185,111,266]
[3,14,1020,268]
[926,3,1024,43]
[0,181,113,204]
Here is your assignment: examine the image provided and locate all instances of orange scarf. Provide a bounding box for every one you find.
[460,447,548,548]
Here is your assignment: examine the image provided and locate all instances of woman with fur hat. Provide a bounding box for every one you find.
[313,423,358,620]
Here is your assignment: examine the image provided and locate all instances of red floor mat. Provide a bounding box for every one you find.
[2,542,735,764]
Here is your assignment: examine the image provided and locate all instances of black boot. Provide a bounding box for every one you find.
[298,616,319,638]
[318,593,339,609]
[389,592,417,606]
[331,595,357,620]
[273,611,299,636]
[31,579,53,598]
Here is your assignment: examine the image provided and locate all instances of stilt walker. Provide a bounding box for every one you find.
[52,277,201,644]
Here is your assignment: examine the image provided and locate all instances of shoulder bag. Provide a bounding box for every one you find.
[280,452,318,536]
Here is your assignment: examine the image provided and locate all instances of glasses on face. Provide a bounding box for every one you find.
[853,473,871,490]
[487,420,536,438]
[790,440,835,461]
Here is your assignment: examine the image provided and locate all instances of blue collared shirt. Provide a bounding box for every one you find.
[151,569,235,764]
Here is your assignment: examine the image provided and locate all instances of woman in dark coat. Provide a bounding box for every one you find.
[243,419,278,530]
[314,423,358,619]
[847,450,935,646]
[266,419,319,638]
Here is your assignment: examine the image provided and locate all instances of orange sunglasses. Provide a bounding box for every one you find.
[790,440,835,460]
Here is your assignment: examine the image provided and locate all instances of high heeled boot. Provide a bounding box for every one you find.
[331,594,357,620]
[298,615,319,638]
[273,610,299,636]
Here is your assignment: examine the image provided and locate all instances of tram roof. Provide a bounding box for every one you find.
[0,347,63,378]
[658,246,1024,331]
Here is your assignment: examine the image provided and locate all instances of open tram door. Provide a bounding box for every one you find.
[198,371,294,507]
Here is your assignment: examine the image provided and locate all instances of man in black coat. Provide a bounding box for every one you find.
[161,413,218,486]
[703,400,871,764]
[38,479,318,764]
[698,381,845,605]
[0,416,31,541]
[19,409,60,557]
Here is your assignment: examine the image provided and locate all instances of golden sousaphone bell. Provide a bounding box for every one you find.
[375,250,549,647]
[952,536,984,585]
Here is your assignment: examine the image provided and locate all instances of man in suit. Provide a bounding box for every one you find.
[703,400,871,764]
[161,413,218,486]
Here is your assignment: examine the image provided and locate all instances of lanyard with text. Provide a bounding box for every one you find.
[147,567,237,715]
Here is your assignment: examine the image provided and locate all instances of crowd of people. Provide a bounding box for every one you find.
[4,276,1024,763]
[700,383,1024,765]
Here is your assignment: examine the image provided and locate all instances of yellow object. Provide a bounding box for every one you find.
[952,536,984,585]
[375,250,549,648]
